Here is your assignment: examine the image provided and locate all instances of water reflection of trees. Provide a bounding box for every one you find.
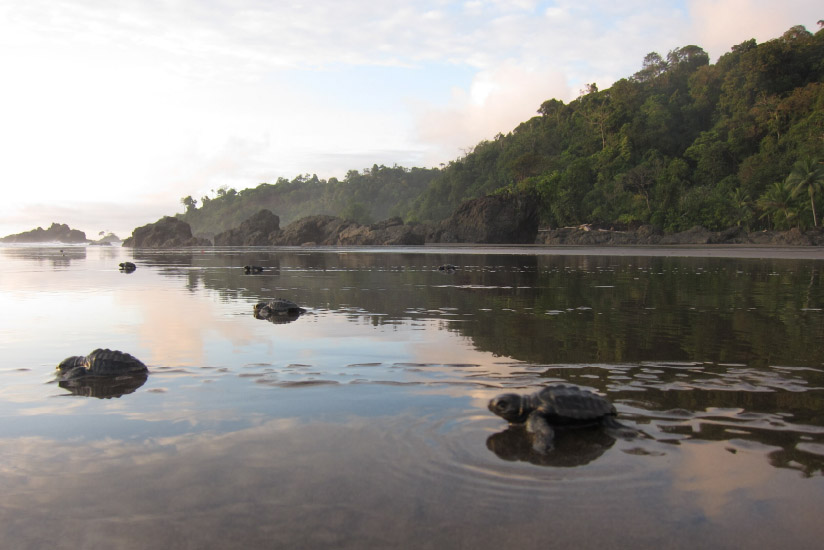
[1,246,87,268]
[135,251,824,370]
[133,249,824,474]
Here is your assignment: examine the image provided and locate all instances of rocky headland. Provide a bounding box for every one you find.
[122,217,212,248]
[117,190,824,249]
[9,203,824,250]
[0,223,90,244]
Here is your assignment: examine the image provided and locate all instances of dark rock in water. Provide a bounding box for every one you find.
[431,192,539,244]
[214,209,280,246]
[119,262,136,272]
[244,265,264,274]
[56,349,148,380]
[253,299,306,324]
[122,217,212,248]
[0,223,90,244]
[488,384,631,453]
[486,424,615,467]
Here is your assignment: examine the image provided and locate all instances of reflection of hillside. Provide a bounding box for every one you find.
[1,246,87,268]
[137,251,824,371]
[130,249,824,476]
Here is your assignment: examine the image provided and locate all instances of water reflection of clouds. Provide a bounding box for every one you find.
[3,412,822,549]
[672,439,780,518]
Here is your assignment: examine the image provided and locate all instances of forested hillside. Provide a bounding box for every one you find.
[179,24,824,235]
[179,165,438,236]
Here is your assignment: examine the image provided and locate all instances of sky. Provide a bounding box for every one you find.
[0,1,820,240]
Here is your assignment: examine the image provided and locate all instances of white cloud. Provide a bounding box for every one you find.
[416,62,571,163]
[1,0,821,237]
[688,0,823,60]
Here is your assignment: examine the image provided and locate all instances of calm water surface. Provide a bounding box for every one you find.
[2,244,824,549]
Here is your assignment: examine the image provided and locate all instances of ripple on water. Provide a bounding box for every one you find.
[368,404,657,513]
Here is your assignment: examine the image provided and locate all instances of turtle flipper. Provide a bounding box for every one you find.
[526,411,555,453]
[601,415,637,439]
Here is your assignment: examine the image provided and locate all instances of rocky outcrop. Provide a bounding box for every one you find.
[122,217,211,248]
[337,217,426,245]
[209,211,428,246]
[214,209,280,246]
[430,193,539,244]
[538,225,824,246]
[0,222,89,243]
[270,215,352,245]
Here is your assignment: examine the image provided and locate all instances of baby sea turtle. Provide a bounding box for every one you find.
[253,299,306,323]
[119,262,136,272]
[488,384,628,453]
[56,348,148,380]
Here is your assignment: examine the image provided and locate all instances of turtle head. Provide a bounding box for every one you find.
[56,356,87,379]
[488,393,530,423]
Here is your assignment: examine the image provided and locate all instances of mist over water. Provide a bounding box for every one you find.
[2,244,824,549]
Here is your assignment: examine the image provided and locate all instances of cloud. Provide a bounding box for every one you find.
[415,62,571,163]
[688,0,823,60]
[2,0,821,235]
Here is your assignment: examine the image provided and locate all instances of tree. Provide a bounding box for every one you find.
[729,188,753,228]
[342,200,373,225]
[787,158,824,227]
[633,52,668,82]
[180,195,197,213]
[757,180,800,230]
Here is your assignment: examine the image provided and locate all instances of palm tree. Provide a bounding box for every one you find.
[757,180,799,230]
[729,188,752,228]
[787,158,824,227]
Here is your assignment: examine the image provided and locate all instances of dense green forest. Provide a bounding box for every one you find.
[179,24,824,236]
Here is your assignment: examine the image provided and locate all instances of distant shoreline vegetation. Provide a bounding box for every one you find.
[174,24,823,240]
[6,25,824,244]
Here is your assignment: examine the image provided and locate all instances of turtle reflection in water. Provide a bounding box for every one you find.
[488,384,633,454]
[253,299,307,324]
[487,425,616,467]
[55,348,149,399]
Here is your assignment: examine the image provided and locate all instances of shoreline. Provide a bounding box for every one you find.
[5,241,824,260]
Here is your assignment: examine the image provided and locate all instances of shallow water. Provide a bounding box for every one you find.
[2,244,824,549]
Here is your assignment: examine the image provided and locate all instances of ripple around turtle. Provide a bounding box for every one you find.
[372,410,657,510]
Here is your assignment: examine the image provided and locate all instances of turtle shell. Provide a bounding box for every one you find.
[534,385,615,421]
[265,298,301,312]
[84,349,148,376]
[254,299,304,316]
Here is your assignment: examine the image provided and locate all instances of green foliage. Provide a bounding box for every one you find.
[786,158,824,226]
[757,179,802,230]
[176,25,824,235]
[342,200,373,225]
[406,25,824,231]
